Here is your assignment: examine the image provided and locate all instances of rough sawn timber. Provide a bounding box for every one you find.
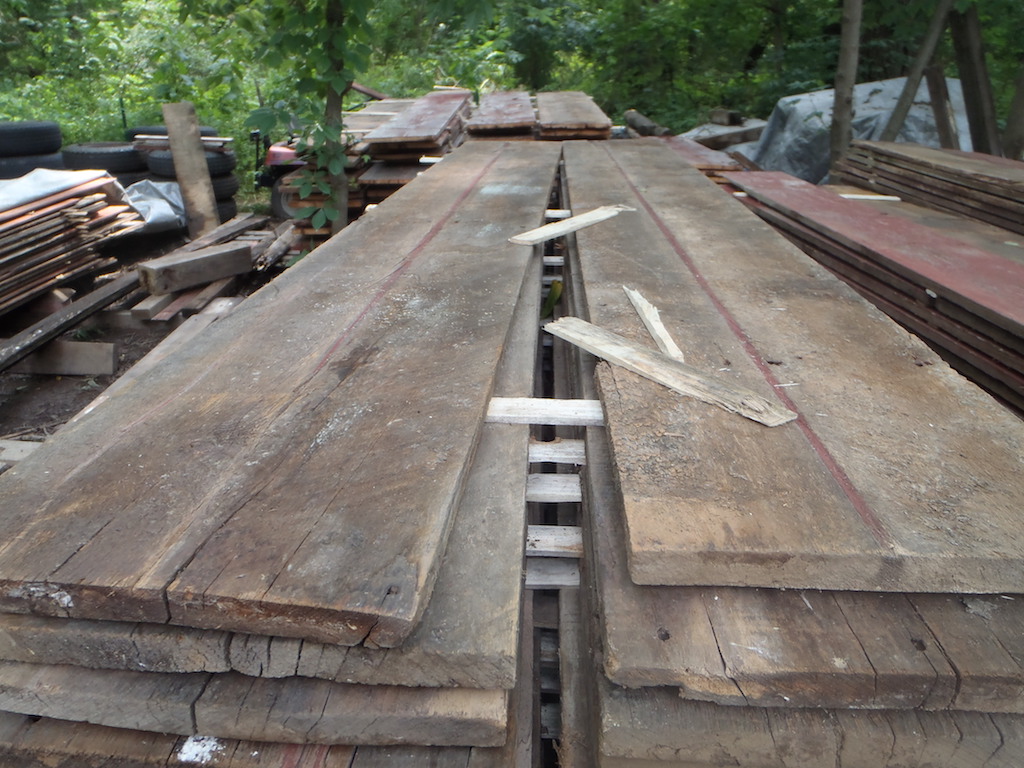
[0,141,561,645]
[563,139,1024,593]
[535,91,612,139]
[583,428,1024,713]
[467,90,536,134]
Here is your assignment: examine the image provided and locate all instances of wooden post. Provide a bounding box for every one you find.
[1003,64,1024,161]
[949,4,1002,155]
[830,0,863,169]
[925,65,960,149]
[161,101,220,237]
[879,0,955,142]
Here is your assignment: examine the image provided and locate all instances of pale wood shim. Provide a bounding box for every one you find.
[623,285,686,362]
[507,205,636,245]
[486,397,604,426]
[545,316,797,427]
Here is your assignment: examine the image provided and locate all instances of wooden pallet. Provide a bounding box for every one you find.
[0,141,561,646]
[559,139,1024,594]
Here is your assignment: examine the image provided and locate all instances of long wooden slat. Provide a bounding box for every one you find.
[563,139,1024,593]
[0,662,507,747]
[0,141,561,646]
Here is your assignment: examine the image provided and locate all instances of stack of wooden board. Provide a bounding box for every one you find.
[833,140,1024,236]
[662,135,743,184]
[363,89,472,162]
[0,141,563,760]
[727,170,1024,414]
[536,91,612,140]
[557,139,1024,766]
[467,91,537,139]
[0,170,142,317]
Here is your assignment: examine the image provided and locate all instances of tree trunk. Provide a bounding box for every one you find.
[1002,63,1024,161]
[880,0,955,142]
[950,3,1002,155]
[325,0,350,234]
[830,0,863,169]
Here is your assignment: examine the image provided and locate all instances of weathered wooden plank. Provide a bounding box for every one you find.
[536,92,612,138]
[0,142,561,646]
[0,440,39,463]
[363,89,471,144]
[509,204,635,246]
[662,136,743,172]
[162,101,220,238]
[9,339,117,376]
[526,525,583,558]
[526,473,582,503]
[528,437,586,465]
[486,397,604,426]
[0,661,507,747]
[564,139,1024,594]
[0,272,139,372]
[467,91,536,134]
[137,243,251,295]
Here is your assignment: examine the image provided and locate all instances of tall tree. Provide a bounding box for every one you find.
[830,0,863,168]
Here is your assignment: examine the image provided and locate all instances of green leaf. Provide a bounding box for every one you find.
[311,208,328,229]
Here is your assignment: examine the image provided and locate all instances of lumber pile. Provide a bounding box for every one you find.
[727,170,1024,414]
[0,141,561,761]
[662,135,743,184]
[467,90,537,139]
[536,91,612,140]
[834,140,1024,236]
[363,89,471,161]
[555,139,1024,766]
[0,170,142,317]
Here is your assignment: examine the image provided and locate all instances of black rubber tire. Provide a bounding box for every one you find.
[0,121,62,157]
[210,173,240,200]
[0,151,64,179]
[114,170,155,187]
[146,149,237,178]
[62,142,147,173]
[125,124,218,141]
[270,176,305,219]
[217,198,238,222]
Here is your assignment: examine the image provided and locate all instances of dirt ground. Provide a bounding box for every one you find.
[0,223,280,459]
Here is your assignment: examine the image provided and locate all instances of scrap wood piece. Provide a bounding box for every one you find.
[623,285,685,362]
[0,141,563,649]
[508,204,635,246]
[545,316,796,427]
[137,242,251,295]
[0,661,508,747]
[0,272,138,373]
[10,339,117,376]
[162,101,220,238]
[486,397,604,426]
[527,525,583,558]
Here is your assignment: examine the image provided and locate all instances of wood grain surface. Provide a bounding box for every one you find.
[0,141,560,645]
[562,139,1024,593]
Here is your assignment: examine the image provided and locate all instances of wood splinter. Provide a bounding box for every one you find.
[545,316,798,427]
[507,204,636,245]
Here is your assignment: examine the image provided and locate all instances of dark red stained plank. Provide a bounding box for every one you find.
[363,90,471,144]
[725,171,1024,340]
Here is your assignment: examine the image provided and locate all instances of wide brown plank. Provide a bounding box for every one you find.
[562,139,1024,593]
[363,89,471,144]
[0,141,561,645]
[0,661,507,746]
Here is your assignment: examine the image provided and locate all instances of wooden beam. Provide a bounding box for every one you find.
[137,243,251,295]
[528,438,586,465]
[526,474,583,504]
[486,397,604,426]
[10,340,117,376]
[526,525,583,558]
[161,101,220,237]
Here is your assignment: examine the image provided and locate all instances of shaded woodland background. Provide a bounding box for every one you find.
[1,0,1021,158]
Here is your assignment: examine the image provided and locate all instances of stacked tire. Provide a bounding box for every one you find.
[62,142,149,186]
[0,120,64,179]
[145,147,240,223]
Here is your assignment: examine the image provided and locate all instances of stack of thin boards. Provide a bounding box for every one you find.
[662,135,743,185]
[726,169,1024,414]
[536,91,612,140]
[0,141,563,763]
[362,89,472,162]
[0,170,142,317]
[833,140,1024,237]
[466,91,537,139]
[558,139,1024,766]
